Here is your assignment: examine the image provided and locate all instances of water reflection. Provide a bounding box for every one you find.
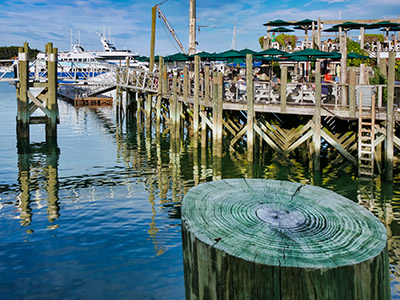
[7,96,400,298]
[16,140,60,227]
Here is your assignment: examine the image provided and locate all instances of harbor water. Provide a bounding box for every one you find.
[1,79,400,299]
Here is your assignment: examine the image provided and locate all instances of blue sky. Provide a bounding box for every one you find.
[0,0,399,56]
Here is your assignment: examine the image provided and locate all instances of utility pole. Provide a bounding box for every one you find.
[188,0,196,55]
[149,6,157,72]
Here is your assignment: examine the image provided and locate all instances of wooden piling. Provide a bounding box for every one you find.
[16,43,29,140]
[280,66,287,113]
[204,65,210,107]
[183,65,189,100]
[212,72,223,157]
[385,51,395,181]
[149,6,156,73]
[349,67,357,118]
[359,63,367,85]
[246,54,254,162]
[194,55,200,137]
[162,65,168,95]
[182,179,390,300]
[317,18,322,49]
[360,27,365,50]
[313,62,321,171]
[340,34,348,106]
[171,71,179,140]
[46,45,58,140]
[379,56,387,77]
[156,57,163,135]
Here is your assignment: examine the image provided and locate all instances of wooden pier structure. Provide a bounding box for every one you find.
[9,42,400,181]
[16,42,59,145]
[115,52,399,181]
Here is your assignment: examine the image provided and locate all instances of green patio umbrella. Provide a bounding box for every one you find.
[367,21,400,29]
[282,55,314,62]
[268,27,294,33]
[256,48,287,56]
[263,19,293,27]
[380,26,400,32]
[213,49,245,61]
[293,25,317,31]
[189,51,214,61]
[190,51,212,58]
[257,56,284,62]
[165,52,190,62]
[282,48,333,59]
[294,19,317,26]
[238,48,258,55]
[293,19,317,47]
[368,21,400,36]
[325,51,341,59]
[333,21,369,32]
[347,52,371,59]
[323,27,340,33]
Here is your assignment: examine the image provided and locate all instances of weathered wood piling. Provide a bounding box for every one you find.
[182,179,390,300]
[16,42,58,144]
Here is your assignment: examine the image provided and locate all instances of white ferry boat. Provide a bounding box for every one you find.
[94,32,139,66]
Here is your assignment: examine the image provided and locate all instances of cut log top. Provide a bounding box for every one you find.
[182,179,387,269]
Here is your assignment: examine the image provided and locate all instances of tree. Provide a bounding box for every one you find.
[0,46,40,59]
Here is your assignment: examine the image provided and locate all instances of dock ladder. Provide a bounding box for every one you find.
[358,90,376,178]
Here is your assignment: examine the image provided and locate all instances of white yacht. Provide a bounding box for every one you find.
[94,32,139,66]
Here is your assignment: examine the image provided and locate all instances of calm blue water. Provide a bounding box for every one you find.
[1,80,400,299]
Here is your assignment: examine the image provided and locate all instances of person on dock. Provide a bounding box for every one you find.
[323,69,334,100]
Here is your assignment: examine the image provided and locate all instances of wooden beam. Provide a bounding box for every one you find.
[321,129,357,164]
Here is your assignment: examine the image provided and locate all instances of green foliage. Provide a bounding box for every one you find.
[346,38,372,67]
[275,34,298,49]
[0,46,40,59]
[369,66,387,101]
[364,34,385,44]
[396,60,400,82]
[259,36,265,49]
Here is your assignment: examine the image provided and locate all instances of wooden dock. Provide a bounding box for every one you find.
[119,53,399,181]
[73,95,113,106]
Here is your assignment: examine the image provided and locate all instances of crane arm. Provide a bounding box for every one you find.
[155,5,187,55]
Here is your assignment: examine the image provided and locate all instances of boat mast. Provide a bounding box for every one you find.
[231,22,237,50]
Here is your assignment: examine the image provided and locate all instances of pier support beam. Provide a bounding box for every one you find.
[193,55,200,146]
[349,68,357,118]
[46,44,59,141]
[16,43,30,141]
[340,34,348,106]
[280,66,287,113]
[246,54,254,162]
[313,62,321,171]
[213,72,223,158]
[385,51,395,181]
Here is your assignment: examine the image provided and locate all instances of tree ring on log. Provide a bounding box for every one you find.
[182,179,387,269]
